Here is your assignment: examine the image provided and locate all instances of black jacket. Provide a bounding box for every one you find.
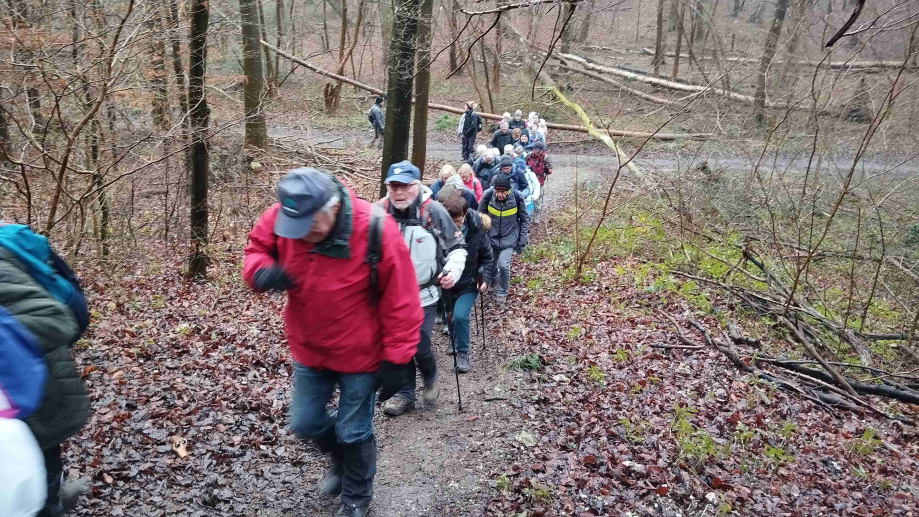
[509,118,527,131]
[490,130,514,151]
[460,110,482,137]
[447,210,494,296]
[479,188,529,250]
[472,157,496,186]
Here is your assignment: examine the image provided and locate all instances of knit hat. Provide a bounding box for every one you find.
[534,141,546,150]
[514,110,522,117]
[499,155,513,169]
[493,175,512,191]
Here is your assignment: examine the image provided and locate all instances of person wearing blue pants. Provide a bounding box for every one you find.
[440,193,493,373]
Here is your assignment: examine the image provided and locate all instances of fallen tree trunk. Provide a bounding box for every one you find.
[558,52,789,107]
[764,360,919,405]
[261,40,710,140]
[637,47,918,70]
[551,59,685,107]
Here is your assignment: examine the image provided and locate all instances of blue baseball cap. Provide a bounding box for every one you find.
[384,160,420,184]
[274,168,337,239]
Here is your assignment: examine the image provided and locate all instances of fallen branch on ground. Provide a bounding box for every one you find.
[260,40,707,140]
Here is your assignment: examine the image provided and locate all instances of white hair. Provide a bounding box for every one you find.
[503,144,514,155]
[475,144,487,158]
[491,148,501,159]
[321,192,341,213]
[500,120,509,129]
[502,112,511,119]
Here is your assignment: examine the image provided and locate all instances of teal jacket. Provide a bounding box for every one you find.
[0,248,88,449]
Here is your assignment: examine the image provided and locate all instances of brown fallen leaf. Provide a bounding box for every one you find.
[656,484,669,495]
[465,415,479,422]
[169,435,189,458]
[102,472,114,484]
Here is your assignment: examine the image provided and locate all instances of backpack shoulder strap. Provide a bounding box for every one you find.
[366,203,387,304]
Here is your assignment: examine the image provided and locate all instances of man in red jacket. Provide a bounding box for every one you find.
[243,168,422,517]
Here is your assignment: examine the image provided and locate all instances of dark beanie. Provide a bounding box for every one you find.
[493,175,512,191]
[499,155,514,168]
[534,140,546,150]
[375,96,385,105]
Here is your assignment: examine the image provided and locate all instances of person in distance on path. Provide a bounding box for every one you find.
[375,161,467,417]
[368,96,385,149]
[243,168,422,517]
[472,149,497,187]
[490,120,514,151]
[440,193,493,374]
[509,110,527,131]
[457,101,482,161]
[479,175,529,304]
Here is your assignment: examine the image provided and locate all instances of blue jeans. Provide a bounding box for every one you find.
[492,246,514,297]
[449,291,478,354]
[290,362,377,505]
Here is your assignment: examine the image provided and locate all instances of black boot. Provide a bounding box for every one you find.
[333,502,371,517]
[313,423,344,496]
[339,436,376,510]
[317,447,345,495]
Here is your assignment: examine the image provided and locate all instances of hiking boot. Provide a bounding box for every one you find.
[495,294,507,304]
[442,324,450,336]
[422,374,440,404]
[456,353,470,374]
[382,395,414,416]
[316,461,344,495]
[61,478,90,512]
[333,502,371,517]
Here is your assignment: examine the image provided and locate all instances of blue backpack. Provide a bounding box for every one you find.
[0,307,47,419]
[0,225,89,339]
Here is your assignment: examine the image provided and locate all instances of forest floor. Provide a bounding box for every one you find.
[63,125,919,516]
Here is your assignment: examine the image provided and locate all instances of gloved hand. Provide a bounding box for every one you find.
[376,361,409,402]
[253,266,293,292]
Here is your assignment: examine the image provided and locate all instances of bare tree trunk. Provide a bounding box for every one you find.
[577,0,594,41]
[411,0,434,175]
[380,0,393,70]
[188,0,210,278]
[258,0,277,97]
[324,0,348,112]
[561,2,577,53]
[148,8,170,131]
[240,0,268,149]
[275,0,285,80]
[380,0,419,197]
[653,0,666,75]
[163,0,190,174]
[322,0,330,51]
[671,0,684,79]
[480,41,495,114]
[635,0,642,44]
[446,0,459,72]
[754,0,789,126]
[493,14,502,93]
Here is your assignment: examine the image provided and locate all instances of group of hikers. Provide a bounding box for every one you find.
[0,99,556,517]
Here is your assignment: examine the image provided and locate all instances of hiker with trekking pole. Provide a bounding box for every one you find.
[242,168,423,517]
[437,188,493,374]
[375,161,467,418]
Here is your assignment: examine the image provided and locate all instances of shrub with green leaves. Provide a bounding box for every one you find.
[434,114,460,131]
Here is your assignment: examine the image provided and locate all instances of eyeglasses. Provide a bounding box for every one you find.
[387,182,416,192]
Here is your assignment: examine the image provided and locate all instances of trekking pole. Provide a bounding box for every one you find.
[443,290,463,412]
[479,294,486,353]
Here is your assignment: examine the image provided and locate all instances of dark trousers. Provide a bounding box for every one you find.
[396,304,437,402]
[461,135,477,161]
[37,445,63,517]
[372,125,384,147]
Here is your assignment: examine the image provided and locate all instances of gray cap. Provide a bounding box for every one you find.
[274,168,337,239]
